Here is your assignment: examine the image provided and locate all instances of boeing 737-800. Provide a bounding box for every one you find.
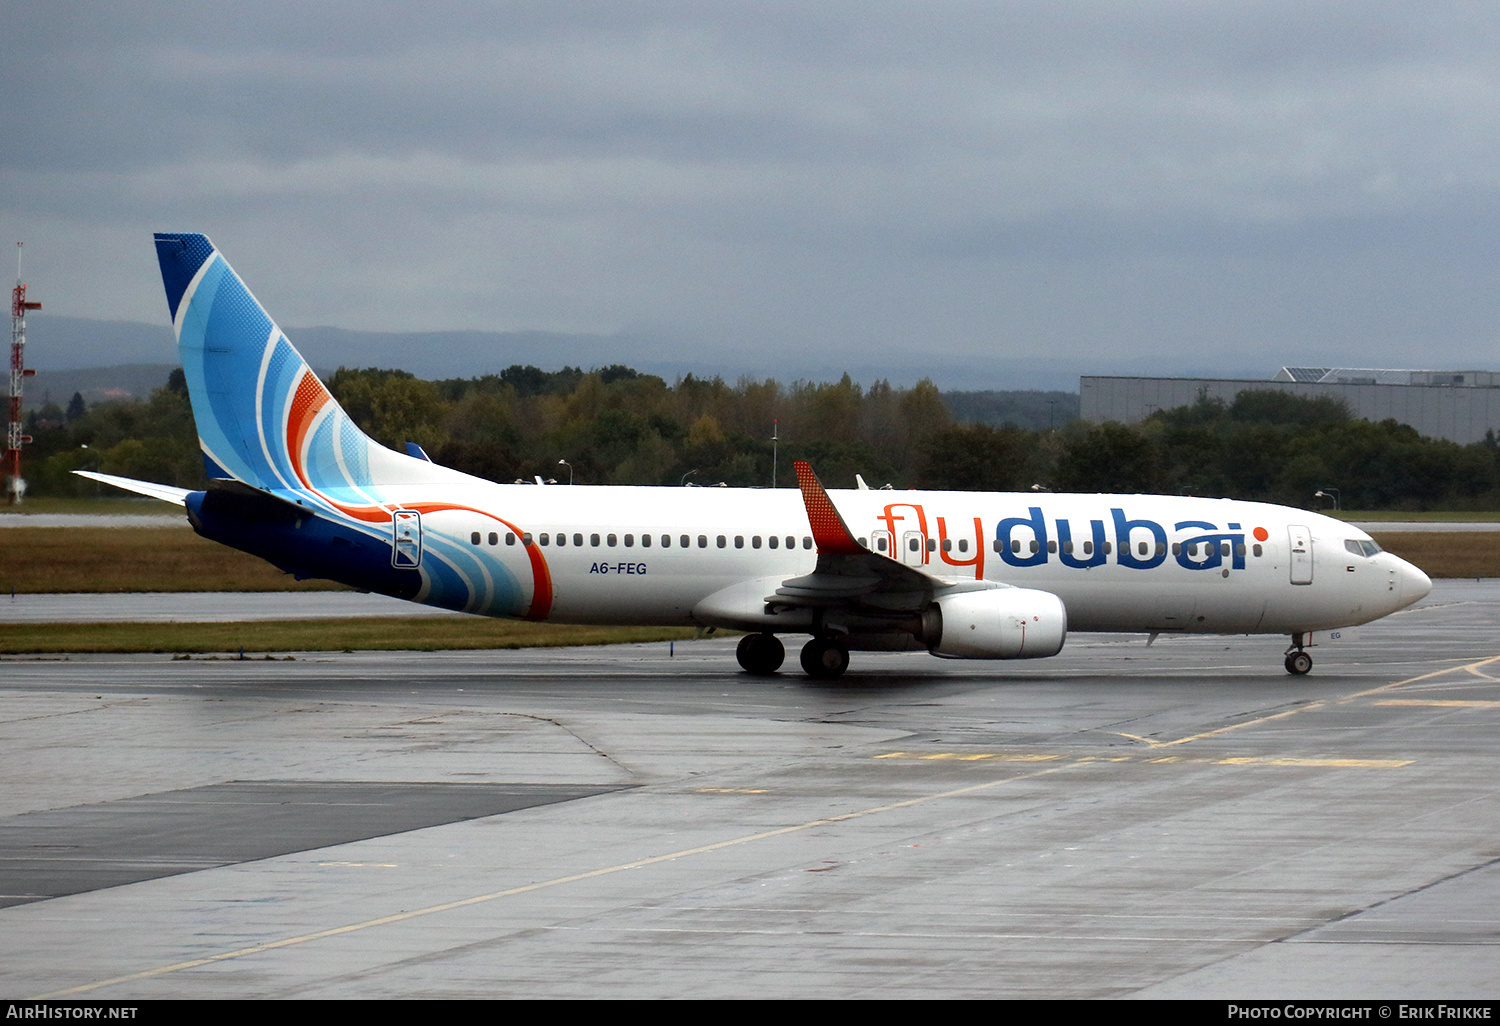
[78,233,1432,678]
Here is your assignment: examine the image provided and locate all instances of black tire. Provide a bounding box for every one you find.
[736,633,785,675]
[1285,651,1312,675]
[800,638,850,679]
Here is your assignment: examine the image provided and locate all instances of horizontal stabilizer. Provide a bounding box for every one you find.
[72,471,191,507]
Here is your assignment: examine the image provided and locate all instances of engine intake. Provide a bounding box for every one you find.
[928,588,1067,659]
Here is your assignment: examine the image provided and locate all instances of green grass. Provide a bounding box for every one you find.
[0,527,348,593]
[0,617,705,655]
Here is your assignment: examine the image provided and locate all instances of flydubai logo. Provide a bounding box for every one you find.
[875,503,1270,578]
[995,507,1255,571]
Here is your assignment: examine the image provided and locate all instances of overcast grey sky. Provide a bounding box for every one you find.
[4,1,1499,384]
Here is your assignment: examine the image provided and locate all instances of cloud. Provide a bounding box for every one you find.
[4,1,1500,380]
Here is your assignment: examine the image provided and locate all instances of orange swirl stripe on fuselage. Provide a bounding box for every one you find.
[282,370,554,620]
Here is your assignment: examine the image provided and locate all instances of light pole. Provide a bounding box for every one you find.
[771,418,778,488]
[557,459,573,485]
[1314,487,1341,511]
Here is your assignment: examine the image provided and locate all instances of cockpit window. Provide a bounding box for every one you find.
[1344,539,1382,558]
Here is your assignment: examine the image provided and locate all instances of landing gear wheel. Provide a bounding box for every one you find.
[736,633,785,675]
[1285,651,1313,676]
[800,638,850,679]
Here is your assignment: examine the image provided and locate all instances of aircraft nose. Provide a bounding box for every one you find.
[1398,558,1432,606]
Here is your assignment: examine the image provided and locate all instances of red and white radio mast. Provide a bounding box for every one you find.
[6,242,40,504]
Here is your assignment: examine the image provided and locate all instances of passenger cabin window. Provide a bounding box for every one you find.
[607,534,617,547]
[717,535,726,548]
[752,536,762,549]
[521,532,533,546]
[540,533,549,546]
[787,536,796,549]
[506,532,516,545]
[471,532,481,545]
[735,536,744,548]
[590,533,600,546]
[803,537,812,549]
[768,535,778,549]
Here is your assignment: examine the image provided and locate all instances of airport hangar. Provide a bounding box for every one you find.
[1081,367,1500,445]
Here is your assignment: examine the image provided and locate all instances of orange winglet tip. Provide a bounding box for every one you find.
[794,460,865,555]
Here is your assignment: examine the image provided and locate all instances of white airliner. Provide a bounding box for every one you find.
[79,233,1433,678]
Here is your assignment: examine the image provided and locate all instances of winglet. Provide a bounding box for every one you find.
[794,460,865,555]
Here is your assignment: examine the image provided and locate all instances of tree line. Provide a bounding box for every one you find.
[15,365,1500,511]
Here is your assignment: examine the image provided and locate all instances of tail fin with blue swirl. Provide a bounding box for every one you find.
[154,232,446,510]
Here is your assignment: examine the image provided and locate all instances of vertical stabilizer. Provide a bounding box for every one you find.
[153,233,427,504]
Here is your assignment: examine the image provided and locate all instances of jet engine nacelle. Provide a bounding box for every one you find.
[928,587,1067,659]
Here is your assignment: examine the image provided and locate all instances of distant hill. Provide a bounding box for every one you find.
[23,316,1117,392]
[25,364,178,412]
[18,316,1089,423]
[24,317,176,370]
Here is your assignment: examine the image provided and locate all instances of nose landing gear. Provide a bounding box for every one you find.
[1284,633,1313,675]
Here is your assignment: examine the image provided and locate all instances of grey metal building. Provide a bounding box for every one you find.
[1080,368,1500,445]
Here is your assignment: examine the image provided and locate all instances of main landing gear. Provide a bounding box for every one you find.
[736,633,785,675]
[736,633,852,679]
[1284,633,1313,676]
[800,637,850,680]
[736,633,851,679]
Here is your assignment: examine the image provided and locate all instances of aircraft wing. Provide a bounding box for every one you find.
[772,461,947,613]
[73,470,192,507]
